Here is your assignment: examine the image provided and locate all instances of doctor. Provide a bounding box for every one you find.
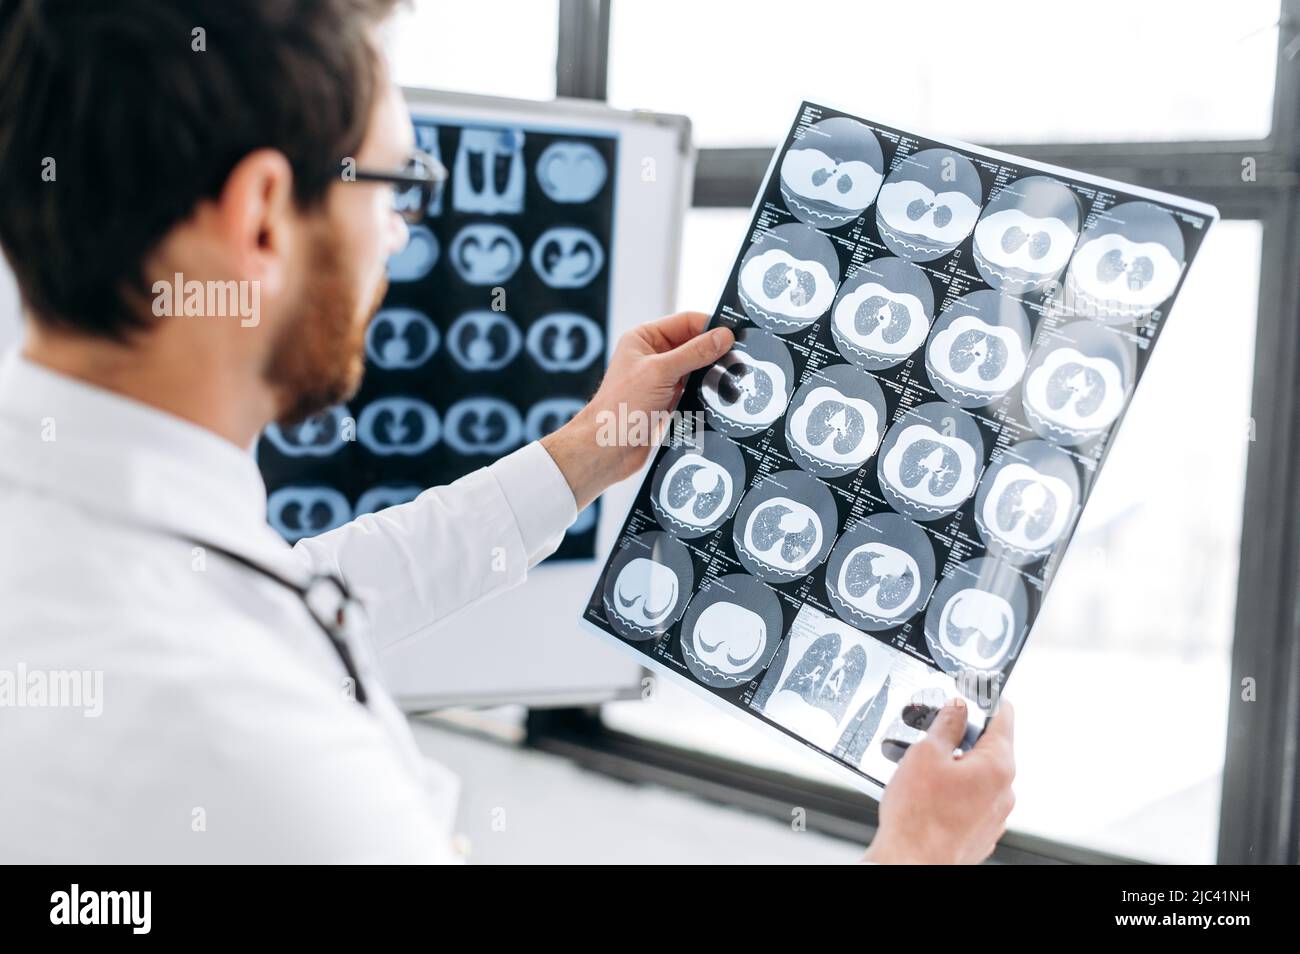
[0,0,1014,863]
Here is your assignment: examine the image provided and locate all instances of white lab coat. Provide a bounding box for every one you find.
[0,350,576,862]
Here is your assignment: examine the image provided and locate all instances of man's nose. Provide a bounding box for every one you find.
[386,211,410,258]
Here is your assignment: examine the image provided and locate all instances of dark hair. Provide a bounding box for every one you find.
[0,0,399,340]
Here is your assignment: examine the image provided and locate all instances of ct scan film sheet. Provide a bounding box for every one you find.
[581,101,1218,794]
[259,116,616,560]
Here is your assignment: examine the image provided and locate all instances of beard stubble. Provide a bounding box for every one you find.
[265,224,388,427]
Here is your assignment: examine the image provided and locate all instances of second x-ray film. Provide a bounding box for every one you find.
[259,116,617,560]
[582,102,1218,795]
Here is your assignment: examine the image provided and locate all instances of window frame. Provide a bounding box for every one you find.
[536,0,1300,865]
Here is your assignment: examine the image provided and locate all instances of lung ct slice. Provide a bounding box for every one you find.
[444,397,523,456]
[843,548,916,611]
[526,313,604,372]
[899,439,963,498]
[447,311,521,372]
[357,397,440,456]
[750,501,819,566]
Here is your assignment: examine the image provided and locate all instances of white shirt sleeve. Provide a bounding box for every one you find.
[292,441,577,650]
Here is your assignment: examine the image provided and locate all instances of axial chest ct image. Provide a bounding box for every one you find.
[1021,320,1134,446]
[445,310,521,372]
[779,116,885,229]
[875,148,984,262]
[366,308,440,370]
[678,574,785,689]
[972,174,1081,294]
[535,141,608,204]
[699,327,795,438]
[1064,200,1186,322]
[877,401,986,522]
[924,557,1029,675]
[449,223,524,285]
[732,469,839,584]
[830,255,936,371]
[924,290,1032,408]
[824,513,938,632]
[650,428,748,539]
[974,440,1081,565]
[601,531,695,642]
[784,363,888,478]
[736,223,842,334]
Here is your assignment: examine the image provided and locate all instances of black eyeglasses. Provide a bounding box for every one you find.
[351,149,447,224]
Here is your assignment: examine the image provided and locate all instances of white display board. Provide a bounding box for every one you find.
[376,89,694,709]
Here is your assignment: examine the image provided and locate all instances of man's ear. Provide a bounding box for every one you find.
[213,148,298,299]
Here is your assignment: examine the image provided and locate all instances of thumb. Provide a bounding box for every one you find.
[656,326,734,381]
[920,697,969,756]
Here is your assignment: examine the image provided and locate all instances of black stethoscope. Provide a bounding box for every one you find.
[187,537,371,707]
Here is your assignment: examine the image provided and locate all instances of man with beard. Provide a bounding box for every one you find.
[0,0,1014,863]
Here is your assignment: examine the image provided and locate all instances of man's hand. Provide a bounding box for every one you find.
[542,311,734,510]
[863,699,1016,865]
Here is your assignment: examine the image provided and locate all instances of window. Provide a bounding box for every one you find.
[385,0,559,100]
[520,0,1300,865]
[673,208,751,316]
[609,1,1279,147]
[996,221,1260,862]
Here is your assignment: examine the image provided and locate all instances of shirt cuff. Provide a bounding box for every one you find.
[487,440,578,567]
